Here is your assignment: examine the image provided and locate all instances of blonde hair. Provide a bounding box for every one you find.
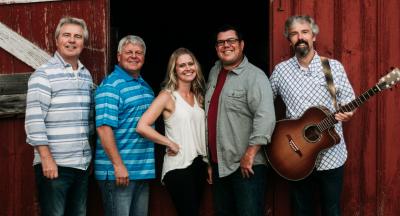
[162,48,205,107]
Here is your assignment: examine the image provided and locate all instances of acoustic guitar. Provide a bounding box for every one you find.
[266,68,400,181]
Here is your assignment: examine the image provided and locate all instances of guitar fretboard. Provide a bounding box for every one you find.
[317,85,382,132]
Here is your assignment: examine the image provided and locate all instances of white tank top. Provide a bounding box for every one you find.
[161,91,207,181]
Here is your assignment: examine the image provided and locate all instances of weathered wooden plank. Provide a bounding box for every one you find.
[0,0,60,5]
[0,21,51,69]
[0,94,26,118]
[0,72,31,95]
[0,73,30,118]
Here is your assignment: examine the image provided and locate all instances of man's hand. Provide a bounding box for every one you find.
[41,155,58,179]
[114,164,129,186]
[35,146,58,179]
[335,111,354,122]
[240,145,261,178]
[240,153,255,178]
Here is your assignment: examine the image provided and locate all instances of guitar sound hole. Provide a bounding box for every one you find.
[304,125,321,143]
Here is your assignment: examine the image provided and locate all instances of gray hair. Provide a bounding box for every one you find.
[55,17,89,43]
[117,35,146,55]
[284,15,319,38]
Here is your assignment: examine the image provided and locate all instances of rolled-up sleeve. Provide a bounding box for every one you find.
[247,73,276,145]
[24,70,51,146]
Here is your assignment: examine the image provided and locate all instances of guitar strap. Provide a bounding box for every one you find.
[320,56,338,110]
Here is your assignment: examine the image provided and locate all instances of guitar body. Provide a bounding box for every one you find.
[266,106,341,181]
[266,68,400,181]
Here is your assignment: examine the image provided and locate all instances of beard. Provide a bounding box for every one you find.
[294,39,310,58]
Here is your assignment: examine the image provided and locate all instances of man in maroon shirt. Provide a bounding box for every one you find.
[205,25,276,216]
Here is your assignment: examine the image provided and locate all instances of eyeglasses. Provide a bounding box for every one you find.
[123,50,144,57]
[216,38,240,47]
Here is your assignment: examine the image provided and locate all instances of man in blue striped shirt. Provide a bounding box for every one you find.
[25,17,94,216]
[95,35,155,216]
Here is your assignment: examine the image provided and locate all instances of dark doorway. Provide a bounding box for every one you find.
[110,1,269,93]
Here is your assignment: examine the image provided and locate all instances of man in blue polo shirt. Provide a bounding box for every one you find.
[95,35,155,216]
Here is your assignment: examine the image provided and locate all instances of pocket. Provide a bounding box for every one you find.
[225,89,247,111]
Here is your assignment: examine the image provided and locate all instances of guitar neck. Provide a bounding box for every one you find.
[319,84,383,131]
[337,84,382,113]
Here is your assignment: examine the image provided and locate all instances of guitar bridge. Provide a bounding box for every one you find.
[286,134,302,156]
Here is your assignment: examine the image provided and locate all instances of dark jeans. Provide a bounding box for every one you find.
[211,163,268,216]
[34,164,89,216]
[163,156,207,216]
[291,165,344,216]
[97,179,149,216]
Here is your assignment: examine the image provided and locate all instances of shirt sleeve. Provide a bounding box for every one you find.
[24,70,52,146]
[95,84,121,128]
[331,60,356,105]
[247,71,276,145]
[89,82,96,136]
[269,67,280,99]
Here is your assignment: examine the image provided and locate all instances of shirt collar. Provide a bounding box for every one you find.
[53,51,85,71]
[292,51,321,72]
[217,55,248,75]
[113,65,142,82]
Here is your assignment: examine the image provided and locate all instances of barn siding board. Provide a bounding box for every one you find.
[378,0,400,214]
[0,0,61,5]
[0,22,51,69]
[339,1,365,215]
[358,0,379,215]
[0,120,12,215]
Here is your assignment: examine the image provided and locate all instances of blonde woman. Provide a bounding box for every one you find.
[137,48,208,216]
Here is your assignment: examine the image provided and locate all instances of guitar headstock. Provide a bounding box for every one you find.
[378,68,400,90]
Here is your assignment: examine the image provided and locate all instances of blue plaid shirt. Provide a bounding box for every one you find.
[95,65,155,180]
[270,52,355,170]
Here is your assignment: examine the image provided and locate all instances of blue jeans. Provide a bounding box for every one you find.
[97,180,149,216]
[291,166,344,216]
[211,164,268,216]
[34,164,89,216]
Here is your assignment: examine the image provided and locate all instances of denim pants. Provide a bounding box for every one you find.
[34,164,89,216]
[291,165,344,216]
[97,179,149,216]
[211,164,268,216]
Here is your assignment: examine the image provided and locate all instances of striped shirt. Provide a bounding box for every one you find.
[95,65,155,180]
[25,52,94,170]
[270,52,355,170]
